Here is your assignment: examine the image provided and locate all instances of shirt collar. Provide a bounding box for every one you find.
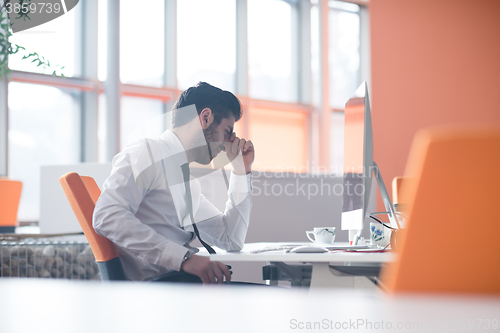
[159,130,189,168]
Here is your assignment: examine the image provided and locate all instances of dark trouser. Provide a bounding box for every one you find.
[151,271,271,286]
[151,271,202,283]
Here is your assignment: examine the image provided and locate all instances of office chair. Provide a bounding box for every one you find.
[0,178,23,233]
[59,172,126,280]
[60,172,201,283]
[381,125,500,294]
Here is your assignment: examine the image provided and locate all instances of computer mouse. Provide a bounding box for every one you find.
[289,245,329,253]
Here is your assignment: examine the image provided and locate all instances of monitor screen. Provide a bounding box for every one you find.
[341,82,373,234]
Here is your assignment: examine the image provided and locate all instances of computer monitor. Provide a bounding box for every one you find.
[341,82,400,244]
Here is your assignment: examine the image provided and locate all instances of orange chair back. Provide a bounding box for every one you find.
[59,172,118,263]
[382,125,500,294]
[0,178,23,227]
[81,176,101,204]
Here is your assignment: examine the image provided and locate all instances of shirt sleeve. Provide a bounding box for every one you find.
[190,170,252,252]
[93,145,188,272]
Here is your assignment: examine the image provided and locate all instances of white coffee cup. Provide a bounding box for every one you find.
[306,227,336,244]
[369,222,391,246]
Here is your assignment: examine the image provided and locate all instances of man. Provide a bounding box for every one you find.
[93,82,254,284]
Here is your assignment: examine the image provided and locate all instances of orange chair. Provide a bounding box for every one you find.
[381,124,500,294]
[59,172,125,280]
[59,172,194,283]
[0,178,23,233]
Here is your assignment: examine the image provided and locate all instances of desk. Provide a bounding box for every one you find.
[0,279,498,333]
[199,242,395,289]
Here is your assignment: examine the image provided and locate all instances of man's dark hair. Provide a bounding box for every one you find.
[171,82,242,128]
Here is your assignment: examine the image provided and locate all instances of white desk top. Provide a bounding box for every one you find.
[0,279,498,333]
[200,242,395,263]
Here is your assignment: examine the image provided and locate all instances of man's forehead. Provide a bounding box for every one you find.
[220,116,235,129]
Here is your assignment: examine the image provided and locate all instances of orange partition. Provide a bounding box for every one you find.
[371,0,500,210]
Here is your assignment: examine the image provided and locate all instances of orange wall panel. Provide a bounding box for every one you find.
[371,0,500,208]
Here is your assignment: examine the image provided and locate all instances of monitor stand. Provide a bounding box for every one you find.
[372,161,401,229]
[352,161,400,245]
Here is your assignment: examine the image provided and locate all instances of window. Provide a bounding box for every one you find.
[121,97,165,149]
[98,0,107,82]
[98,94,107,163]
[330,111,344,175]
[248,0,298,103]
[329,1,360,109]
[8,5,81,77]
[327,1,363,175]
[8,82,81,221]
[311,1,361,110]
[1,0,367,223]
[177,0,236,91]
[310,4,320,106]
[120,0,165,87]
[248,108,307,171]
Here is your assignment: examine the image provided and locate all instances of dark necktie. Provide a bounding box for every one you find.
[180,163,216,254]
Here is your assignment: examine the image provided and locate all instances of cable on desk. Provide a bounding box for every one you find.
[369,215,396,230]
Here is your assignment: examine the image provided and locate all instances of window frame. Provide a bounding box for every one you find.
[0,0,369,223]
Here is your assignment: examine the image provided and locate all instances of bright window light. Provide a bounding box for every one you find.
[8,5,79,77]
[98,0,107,82]
[248,0,297,103]
[121,97,165,150]
[120,0,165,87]
[8,82,81,221]
[329,6,360,108]
[177,0,236,91]
[329,0,360,13]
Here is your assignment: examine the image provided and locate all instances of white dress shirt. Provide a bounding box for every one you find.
[93,130,252,281]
